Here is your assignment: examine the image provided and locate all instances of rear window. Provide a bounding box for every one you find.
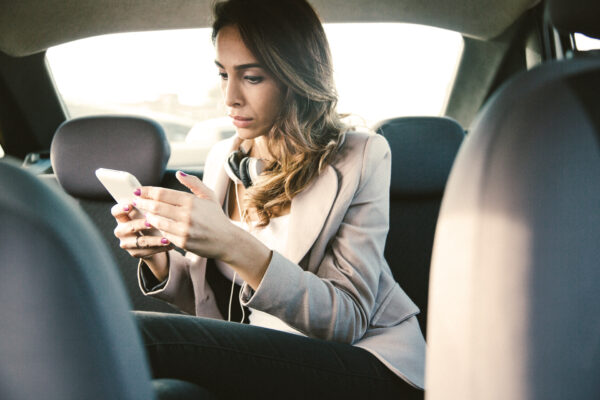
[46,24,463,167]
[574,33,600,51]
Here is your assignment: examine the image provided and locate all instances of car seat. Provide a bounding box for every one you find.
[426,0,600,398]
[375,116,465,335]
[49,115,180,313]
[0,157,154,399]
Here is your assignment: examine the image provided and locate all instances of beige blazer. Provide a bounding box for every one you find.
[139,131,426,388]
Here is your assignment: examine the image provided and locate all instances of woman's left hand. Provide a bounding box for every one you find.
[133,171,234,260]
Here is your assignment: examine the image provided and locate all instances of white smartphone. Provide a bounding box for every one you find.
[96,168,166,238]
[95,168,145,215]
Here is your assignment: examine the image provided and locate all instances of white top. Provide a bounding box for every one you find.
[215,189,305,336]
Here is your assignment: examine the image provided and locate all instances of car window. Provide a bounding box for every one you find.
[46,24,463,167]
[574,33,600,51]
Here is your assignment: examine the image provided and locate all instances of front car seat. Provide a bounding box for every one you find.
[0,158,154,399]
[426,0,600,398]
[49,115,177,313]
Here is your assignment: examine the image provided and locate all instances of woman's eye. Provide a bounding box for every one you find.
[218,72,228,80]
[244,76,264,84]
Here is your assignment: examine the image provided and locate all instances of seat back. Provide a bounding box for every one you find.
[426,2,600,397]
[50,115,178,313]
[0,158,154,400]
[375,116,464,335]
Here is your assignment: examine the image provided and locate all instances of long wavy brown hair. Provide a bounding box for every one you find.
[212,0,346,227]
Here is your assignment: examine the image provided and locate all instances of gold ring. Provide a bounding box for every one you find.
[135,236,141,249]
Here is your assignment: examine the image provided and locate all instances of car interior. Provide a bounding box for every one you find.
[0,0,598,399]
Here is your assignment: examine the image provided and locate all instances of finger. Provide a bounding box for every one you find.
[134,198,188,220]
[111,203,137,223]
[120,235,171,250]
[145,212,189,238]
[129,245,174,259]
[145,212,194,250]
[114,218,154,238]
[176,171,216,201]
[135,186,193,207]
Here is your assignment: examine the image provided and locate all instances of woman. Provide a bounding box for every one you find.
[112,0,425,397]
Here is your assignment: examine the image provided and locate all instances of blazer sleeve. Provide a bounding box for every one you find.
[137,250,197,315]
[239,134,394,344]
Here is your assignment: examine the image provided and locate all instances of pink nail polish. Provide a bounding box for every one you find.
[132,201,137,207]
[161,238,169,244]
[123,205,130,211]
[145,221,151,227]
[179,171,188,177]
[134,188,141,196]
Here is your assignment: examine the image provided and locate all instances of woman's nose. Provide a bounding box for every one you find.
[224,80,243,107]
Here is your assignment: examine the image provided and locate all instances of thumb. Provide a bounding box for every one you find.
[176,171,216,201]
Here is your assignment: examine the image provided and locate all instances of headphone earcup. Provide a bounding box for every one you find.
[224,150,262,188]
[238,157,253,188]
[224,151,244,185]
[246,157,264,183]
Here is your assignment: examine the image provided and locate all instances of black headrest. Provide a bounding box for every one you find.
[548,0,600,39]
[0,157,153,399]
[51,115,170,199]
[374,117,465,198]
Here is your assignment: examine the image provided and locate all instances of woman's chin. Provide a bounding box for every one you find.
[235,127,266,141]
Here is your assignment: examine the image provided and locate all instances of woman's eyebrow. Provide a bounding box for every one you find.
[214,60,263,70]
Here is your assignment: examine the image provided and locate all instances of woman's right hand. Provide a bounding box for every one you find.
[111,202,172,281]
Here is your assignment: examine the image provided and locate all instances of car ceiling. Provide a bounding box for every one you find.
[0,0,540,57]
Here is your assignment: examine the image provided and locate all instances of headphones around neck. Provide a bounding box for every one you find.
[224,150,265,188]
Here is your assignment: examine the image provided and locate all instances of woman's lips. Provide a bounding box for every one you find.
[230,115,253,129]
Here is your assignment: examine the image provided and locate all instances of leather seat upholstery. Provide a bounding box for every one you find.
[426,1,600,397]
[0,158,154,400]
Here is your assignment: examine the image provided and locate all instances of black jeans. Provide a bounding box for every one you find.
[135,311,423,400]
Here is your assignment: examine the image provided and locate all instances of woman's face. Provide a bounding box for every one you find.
[215,25,285,141]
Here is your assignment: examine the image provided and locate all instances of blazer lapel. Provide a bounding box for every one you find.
[285,165,338,263]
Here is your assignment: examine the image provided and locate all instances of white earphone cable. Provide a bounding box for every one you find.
[227,182,246,324]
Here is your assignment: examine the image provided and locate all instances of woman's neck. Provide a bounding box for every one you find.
[247,136,271,160]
